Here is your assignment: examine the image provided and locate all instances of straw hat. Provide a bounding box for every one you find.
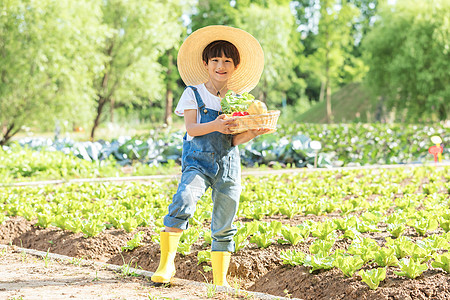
[177,25,264,94]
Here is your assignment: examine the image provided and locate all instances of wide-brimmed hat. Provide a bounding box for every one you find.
[177,25,264,94]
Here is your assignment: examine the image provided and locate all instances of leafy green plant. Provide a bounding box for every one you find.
[347,237,379,263]
[122,231,145,252]
[250,232,275,248]
[373,247,398,267]
[333,254,364,277]
[280,249,306,266]
[334,216,358,231]
[279,202,302,219]
[202,230,212,245]
[394,258,428,279]
[409,217,439,236]
[296,222,312,239]
[250,221,282,249]
[122,215,139,233]
[36,213,53,228]
[439,213,450,232]
[359,267,386,290]
[385,236,415,259]
[177,227,199,256]
[303,254,335,273]
[410,244,432,263]
[81,218,106,237]
[419,234,450,253]
[233,221,258,251]
[309,239,335,257]
[65,217,83,233]
[280,225,304,246]
[311,221,337,240]
[431,253,450,273]
[387,223,406,238]
[197,250,211,265]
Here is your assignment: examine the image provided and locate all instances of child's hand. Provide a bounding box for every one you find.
[215,114,237,134]
[248,128,272,137]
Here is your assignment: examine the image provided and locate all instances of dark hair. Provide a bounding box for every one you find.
[202,40,240,66]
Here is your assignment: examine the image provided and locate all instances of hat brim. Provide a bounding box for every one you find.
[177,25,264,95]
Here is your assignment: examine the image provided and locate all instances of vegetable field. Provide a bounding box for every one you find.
[1,165,449,298]
[6,123,449,175]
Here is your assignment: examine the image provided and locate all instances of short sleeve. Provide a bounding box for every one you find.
[175,88,198,116]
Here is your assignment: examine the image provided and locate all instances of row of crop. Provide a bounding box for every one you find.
[1,166,449,290]
[276,123,449,165]
[1,166,448,227]
[0,144,181,182]
[4,123,448,182]
[1,167,449,235]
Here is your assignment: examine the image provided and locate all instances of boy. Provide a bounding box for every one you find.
[152,25,269,287]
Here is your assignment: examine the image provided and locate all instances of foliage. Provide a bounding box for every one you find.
[236,2,301,106]
[373,247,398,268]
[280,249,306,266]
[90,0,184,139]
[177,227,200,256]
[197,250,211,265]
[306,0,361,122]
[0,0,105,145]
[359,267,386,290]
[333,253,365,277]
[394,258,428,279]
[122,231,145,252]
[432,253,450,273]
[363,0,450,121]
[1,164,450,288]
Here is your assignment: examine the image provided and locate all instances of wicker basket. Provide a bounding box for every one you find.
[224,110,280,134]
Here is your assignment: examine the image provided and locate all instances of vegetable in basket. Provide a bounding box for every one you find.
[220,91,267,115]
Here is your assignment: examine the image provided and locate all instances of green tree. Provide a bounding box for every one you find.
[292,0,375,104]
[0,0,105,145]
[306,0,359,123]
[237,2,302,107]
[190,0,238,31]
[90,0,184,139]
[363,0,450,121]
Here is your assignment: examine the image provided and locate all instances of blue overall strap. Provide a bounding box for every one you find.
[186,85,206,110]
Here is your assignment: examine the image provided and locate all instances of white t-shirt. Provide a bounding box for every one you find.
[175,83,222,141]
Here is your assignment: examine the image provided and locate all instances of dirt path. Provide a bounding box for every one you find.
[0,245,293,300]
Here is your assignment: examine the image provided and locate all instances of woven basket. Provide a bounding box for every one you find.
[224,110,280,134]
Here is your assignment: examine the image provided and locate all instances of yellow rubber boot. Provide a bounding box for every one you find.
[151,231,182,283]
[211,251,231,287]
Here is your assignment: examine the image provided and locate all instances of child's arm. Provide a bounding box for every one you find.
[184,109,236,136]
[232,128,272,146]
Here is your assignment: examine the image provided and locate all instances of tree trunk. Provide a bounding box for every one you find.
[165,89,173,126]
[319,80,325,103]
[90,97,107,141]
[164,52,173,126]
[110,98,115,123]
[0,123,20,146]
[326,78,332,123]
[325,45,332,124]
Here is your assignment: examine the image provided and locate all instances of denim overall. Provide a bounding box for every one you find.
[164,86,241,252]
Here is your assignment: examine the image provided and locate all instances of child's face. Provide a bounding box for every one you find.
[203,54,237,83]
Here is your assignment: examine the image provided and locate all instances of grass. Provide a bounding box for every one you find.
[42,248,51,268]
[117,255,141,277]
[299,82,377,123]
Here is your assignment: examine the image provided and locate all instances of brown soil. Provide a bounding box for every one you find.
[3,216,450,299]
[0,247,245,300]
